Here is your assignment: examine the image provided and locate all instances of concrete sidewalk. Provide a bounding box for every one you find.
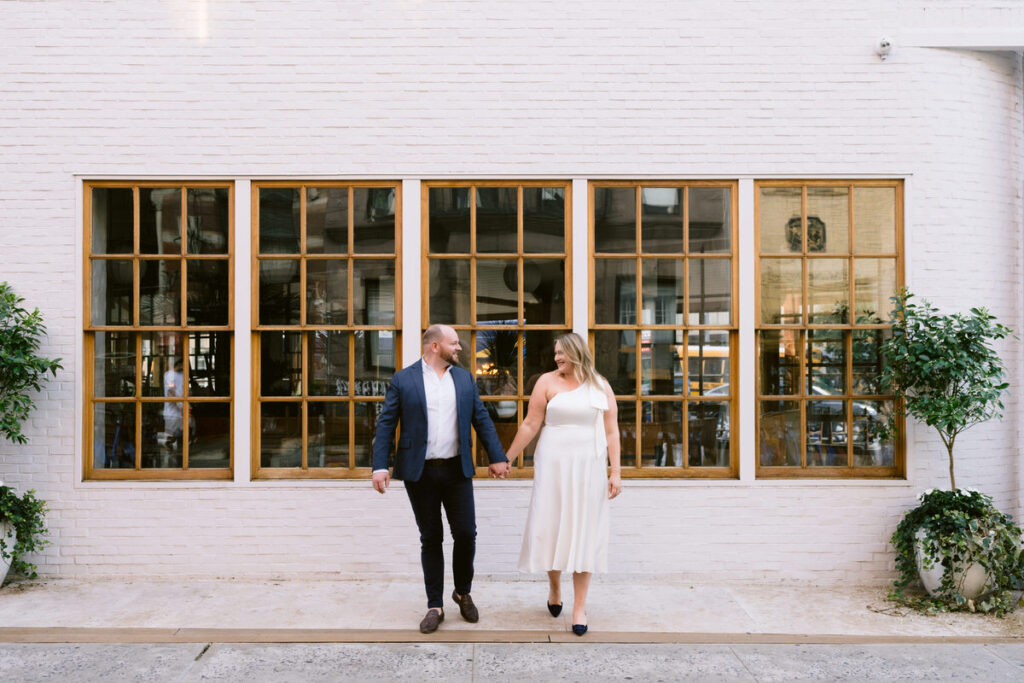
[1,577,1023,644]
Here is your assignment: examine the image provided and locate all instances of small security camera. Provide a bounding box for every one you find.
[876,36,892,60]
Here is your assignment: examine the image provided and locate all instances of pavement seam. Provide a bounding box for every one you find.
[728,644,762,683]
[171,641,212,683]
[471,642,478,683]
[985,643,1024,671]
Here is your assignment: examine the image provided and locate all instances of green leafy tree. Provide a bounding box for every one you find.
[0,282,63,444]
[880,289,1013,490]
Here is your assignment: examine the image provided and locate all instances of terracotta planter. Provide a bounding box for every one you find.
[914,528,990,599]
[0,521,16,586]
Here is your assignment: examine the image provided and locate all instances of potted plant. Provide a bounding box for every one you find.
[0,480,48,584]
[882,289,1021,612]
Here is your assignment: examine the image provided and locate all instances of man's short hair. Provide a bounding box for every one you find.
[422,324,446,348]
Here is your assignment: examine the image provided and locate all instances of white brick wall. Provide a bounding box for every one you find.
[0,1,1021,584]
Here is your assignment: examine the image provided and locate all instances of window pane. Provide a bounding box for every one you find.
[352,402,382,468]
[853,187,896,253]
[309,330,348,396]
[594,187,636,253]
[140,332,184,397]
[617,400,636,465]
[354,330,395,396]
[91,187,134,254]
[640,401,682,467]
[854,258,897,323]
[807,187,849,254]
[853,400,894,467]
[189,402,230,468]
[353,187,395,253]
[852,329,889,395]
[593,330,635,395]
[688,258,731,325]
[258,260,301,325]
[308,402,349,468]
[188,332,231,397]
[428,259,470,324]
[139,260,181,325]
[258,188,300,254]
[759,187,801,253]
[306,260,348,325]
[594,259,636,325]
[476,187,517,253]
[476,403,518,468]
[187,260,229,325]
[688,401,729,467]
[94,331,135,398]
[807,399,847,466]
[260,402,301,468]
[353,260,395,325]
[477,329,519,396]
[641,329,682,396]
[807,329,845,395]
[523,330,559,394]
[476,259,517,324]
[141,401,183,469]
[758,330,799,396]
[307,187,348,254]
[689,187,730,254]
[759,258,802,325]
[522,259,565,325]
[807,259,849,324]
[759,400,800,466]
[640,187,682,253]
[641,259,683,326]
[523,187,564,253]
[139,188,181,254]
[93,403,136,469]
[688,330,730,397]
[429,187,470,253]
[91,260,134,326]
[260,331,302,396]
[186,188,229,254]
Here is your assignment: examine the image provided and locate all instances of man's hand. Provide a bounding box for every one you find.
[488,461,510,479]
[372,471,390,494]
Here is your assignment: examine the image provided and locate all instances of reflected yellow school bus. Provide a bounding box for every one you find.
[677,344,729,395]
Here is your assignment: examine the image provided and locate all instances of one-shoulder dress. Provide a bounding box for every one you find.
[517,381,610,573]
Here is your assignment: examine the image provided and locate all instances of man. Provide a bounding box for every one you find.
[372,324,510,633]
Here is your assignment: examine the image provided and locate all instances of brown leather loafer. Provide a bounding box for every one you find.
[452,590,479,623]
[419,608,444,634]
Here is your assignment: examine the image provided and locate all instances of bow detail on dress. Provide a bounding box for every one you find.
[587,380,609,460]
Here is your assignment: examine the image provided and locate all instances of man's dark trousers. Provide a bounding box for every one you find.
[404,457,475,609]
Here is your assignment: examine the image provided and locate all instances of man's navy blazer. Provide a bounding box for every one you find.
[371,359,507,481]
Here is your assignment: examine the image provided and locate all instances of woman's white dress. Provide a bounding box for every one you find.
[517,381,610,573]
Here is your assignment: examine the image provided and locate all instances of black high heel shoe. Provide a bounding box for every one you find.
[547,602,562,617]
[572,623,588,636]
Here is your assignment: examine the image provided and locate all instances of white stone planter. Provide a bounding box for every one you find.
[914,528,990,599]
[0,521,16,587]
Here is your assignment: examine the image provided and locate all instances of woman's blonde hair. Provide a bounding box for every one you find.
[555,333,602,388]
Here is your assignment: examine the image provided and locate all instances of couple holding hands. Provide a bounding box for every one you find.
[371,325,622,635]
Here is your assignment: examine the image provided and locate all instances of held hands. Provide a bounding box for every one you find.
[372,470,390,494]
[488,460,511,479]
[608,473,622,499]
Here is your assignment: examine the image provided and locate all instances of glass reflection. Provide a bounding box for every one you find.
[139,188,181,254]
[260,331,302,396]
[807,399,848,466]
[523,330,559,394]
[309,331,348,396]
[617,400,636,466]
[852,329,889,395]
[594,187,636,253]
[91,187,134,254]
[141,401,183,469]
[854,258,896,323]
[759,187,801,253]
[307,260,348,325]
[307,187,348,254]
[258,188,300,254]
[188,402,230,468]
[759,400,800,466]
[94,403,136,469]
[308,402,349,468]
[476,187,517,253]
[260,402,301,468]
[641,329,682,396]
[641,401,682,466]
[354,330,395,395]
[593,330,635,395]
[140,260,181,325]
[808,259,849,324]
[594,259,636,325]
[353,402,382,468]
[186,188,229,254]
[522,259,564,325]
[186,259,229,325]
[689,187,730,253]
[476,259,517,323]
[476,329,518,396]
[353,260,395,325]
[478,402,518,467]
[640,188,683,253]
[353,187,396,253]
[807,329,845,395]
[759,330,799,395]
[688,330,730,396]
[853,400,894,466]
[641,259,683,325]
[429,187,471,253]
[807,187,849,255]
[91,259,134,326]
[688,258,730,325]
[688,402,729,467]
[141,332,184,397]
[428,259,470,324]
[523,187,564,253]
[188,332,231,396]
[853,187,896,254]
[94,331,135,397]
[759,258,802,325]
[258,260,301,325]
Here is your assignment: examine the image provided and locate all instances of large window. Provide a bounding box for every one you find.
[85,182,233,479]
[424,181,571,473]
[756,180,903,477]
[590,182,737,478]
[253,182,400,478]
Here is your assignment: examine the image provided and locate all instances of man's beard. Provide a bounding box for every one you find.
[441,350,460,367]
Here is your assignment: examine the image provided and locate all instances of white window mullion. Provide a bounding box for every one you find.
[233,179,252,484]
[571,178,588,337]
[402,179,422,368]
[738,178,756,481]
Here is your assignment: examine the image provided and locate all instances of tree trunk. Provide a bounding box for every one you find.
[947,440,956,490]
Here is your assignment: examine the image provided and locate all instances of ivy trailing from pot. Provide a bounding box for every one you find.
[0,481,48,582]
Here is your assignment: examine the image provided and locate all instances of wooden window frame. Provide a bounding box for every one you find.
[588,180,740,479]
[251,181,402,480]
[83,181,235,481]
[422,180,573,478]
[754,179,905,479]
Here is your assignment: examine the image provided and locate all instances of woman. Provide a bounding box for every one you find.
[504,333,622,635]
